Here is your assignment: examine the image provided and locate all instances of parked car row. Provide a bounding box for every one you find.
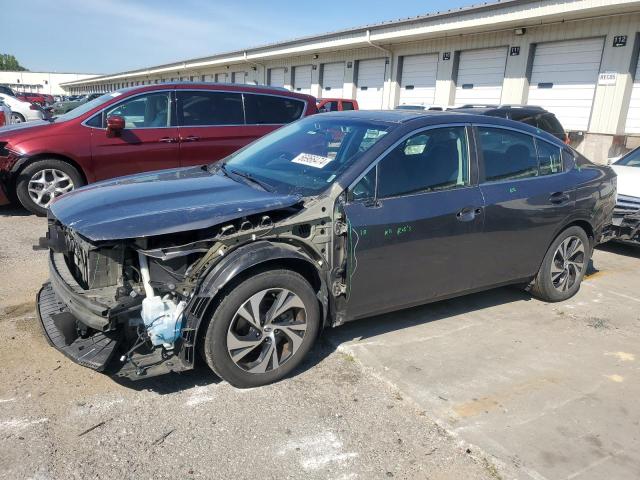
[0,92,46,124]
[50,93,103,114]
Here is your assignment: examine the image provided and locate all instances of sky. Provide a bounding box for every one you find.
[3,0,478,74]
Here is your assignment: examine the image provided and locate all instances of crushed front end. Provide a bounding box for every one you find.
[36,219,197,380]
[612,194,640,245]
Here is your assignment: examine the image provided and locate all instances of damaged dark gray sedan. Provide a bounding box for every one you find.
[37,111,616,388]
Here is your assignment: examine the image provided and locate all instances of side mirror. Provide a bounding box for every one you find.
[106,115,125,137]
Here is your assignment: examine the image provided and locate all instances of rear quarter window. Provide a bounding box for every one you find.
[244,94,305,124]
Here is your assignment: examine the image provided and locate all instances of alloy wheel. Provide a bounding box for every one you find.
[227,288,308,374]
[550,236,585,292]
[27,169,75,208]
[11,113,23,123]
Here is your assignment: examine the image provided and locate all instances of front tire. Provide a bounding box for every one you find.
[11,112,25,123]
[16,159,84,216]
[530,226,590,302]
[203,269,320,388]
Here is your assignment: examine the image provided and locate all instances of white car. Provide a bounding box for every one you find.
[0,92,44,123]
[0,98,10,127]
[610,147,640,244]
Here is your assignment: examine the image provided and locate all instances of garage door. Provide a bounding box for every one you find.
[356,58,387,109]
[399,54,438,106]
[293,65,312,95]
[321,62,345,98]
[215,73,229,83]
[625,52,640,134]
[454,47,507,106]
[232,71,247,84]
[527,38,604,131]
[269,68,285,88]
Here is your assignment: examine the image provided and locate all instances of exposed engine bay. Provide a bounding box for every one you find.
[37,194,347,380]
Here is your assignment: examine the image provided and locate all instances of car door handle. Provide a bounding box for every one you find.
[456,206,482,222]
[549,192,570,205]
[159,137,178,143]
[181,135,200,142]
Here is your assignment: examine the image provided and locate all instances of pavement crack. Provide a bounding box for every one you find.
[77,418,112,437]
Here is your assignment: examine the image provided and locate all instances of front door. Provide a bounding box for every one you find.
[472,125,576,286]
[90,91,179,180]
[343,125,485,320]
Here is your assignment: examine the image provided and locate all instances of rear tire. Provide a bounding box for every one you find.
[11,112,25,123]
[530,226,590,302]
[203,269,320,388]
[16,159,84,216]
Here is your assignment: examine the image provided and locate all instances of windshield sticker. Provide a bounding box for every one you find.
[292,152,334,169]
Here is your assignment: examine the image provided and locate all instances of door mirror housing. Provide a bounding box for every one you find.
[106,115,125,137]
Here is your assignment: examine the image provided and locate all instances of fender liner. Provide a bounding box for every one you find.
[180,240,329,366]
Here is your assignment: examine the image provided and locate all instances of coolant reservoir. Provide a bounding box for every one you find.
[141,296,186,347]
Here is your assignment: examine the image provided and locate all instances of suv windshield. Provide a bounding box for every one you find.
[53,91,122,122]
[220,117,391,196]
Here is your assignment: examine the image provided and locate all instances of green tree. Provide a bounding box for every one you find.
[0,54,28,71]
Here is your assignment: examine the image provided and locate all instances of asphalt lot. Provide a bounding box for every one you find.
[1,205,639,479]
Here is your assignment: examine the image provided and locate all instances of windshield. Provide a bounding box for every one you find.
[53,91,123,122]
[219,117,392,196]
[615,148,640,167]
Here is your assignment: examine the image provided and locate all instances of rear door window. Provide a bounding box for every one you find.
[478,127,538,182]
[244,94,305,124]
[342,101,355,111]
[177,91,244,126]
[536,139,563,175]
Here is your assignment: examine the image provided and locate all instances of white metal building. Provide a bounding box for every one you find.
[61,0,640,162]
[0,71,98,95]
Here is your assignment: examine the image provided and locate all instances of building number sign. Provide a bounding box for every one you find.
[613,35,627,47]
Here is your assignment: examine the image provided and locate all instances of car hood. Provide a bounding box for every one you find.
[611,165,640,199]
[0,120,51,135]
[49,166,302,241]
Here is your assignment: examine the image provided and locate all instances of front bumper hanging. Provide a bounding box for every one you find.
[37,282,121,371]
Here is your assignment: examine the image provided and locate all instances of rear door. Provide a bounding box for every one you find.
[473,125,575,286]
[343,125,485,319]
[176,89,248,166]
[89,90,180,180]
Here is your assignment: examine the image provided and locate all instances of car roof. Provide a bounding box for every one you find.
[316,110,564,145]
[112,82,316,102]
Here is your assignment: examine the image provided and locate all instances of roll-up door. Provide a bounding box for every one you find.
[293,65,312,95]
[356,58,386,110]
[625,48,640,133]
[321,62,345,98]
[269,68,286,88]
[527,38,604,131]
[399,54,438,106]
[455,47,507,106]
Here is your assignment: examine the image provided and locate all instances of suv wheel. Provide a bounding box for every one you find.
[203,269,320,388]
[16,159,84,216]
[530,226,590,302]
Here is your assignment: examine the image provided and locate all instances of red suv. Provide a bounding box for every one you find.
[0,83,317,215]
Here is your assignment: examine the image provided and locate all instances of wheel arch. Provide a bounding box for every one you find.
[12,153,88,186]
[185,240,329,364]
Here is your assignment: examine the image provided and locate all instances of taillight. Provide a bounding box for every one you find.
[564,133,570,145]
[0,111,5,127]
[30,104,39,110]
